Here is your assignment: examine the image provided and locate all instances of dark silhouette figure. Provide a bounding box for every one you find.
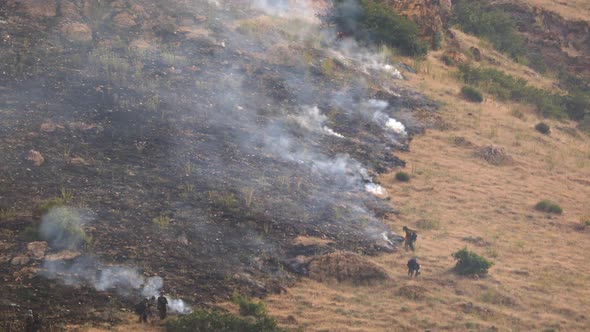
[24,310,42,332]
[403,226,418,251]
[407,257,421,278]
[157,294,168,320]
[135,298,149,323]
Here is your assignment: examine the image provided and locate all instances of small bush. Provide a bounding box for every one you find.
[510,109,526,120]
[452,248,493,276]
[39,207,90,249]
[585,220,590,227]
[165,309,285,332]
[535,122,550,135]
[152,215,172,228]
[232,292,266,317]
[395,171,410,182]
[534,200,562,214]
[441,54,454,66]
[35,197,66,217]
[432,31,442,50]
[461,86,483,103]
[20,225,40,241]
[166,294,286,332]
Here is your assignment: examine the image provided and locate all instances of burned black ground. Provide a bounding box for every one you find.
[0,0,437,328]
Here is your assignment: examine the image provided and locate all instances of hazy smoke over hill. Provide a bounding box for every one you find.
[0,0,433,303]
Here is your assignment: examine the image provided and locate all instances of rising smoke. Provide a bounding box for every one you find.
[42,257,191,313]
[0,0,428,310]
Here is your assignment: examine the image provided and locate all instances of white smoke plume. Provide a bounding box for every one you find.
[365,99,408,137]
[291,106,344,138]
[42,258,191,314]
[365,183,387,196]
[250,0,323,20]
[385,118,407,136]
[330,39,403,80]
[39,208,190,313]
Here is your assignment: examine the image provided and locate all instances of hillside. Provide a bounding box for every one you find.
[1,0,589,331]
[266,45,590,331]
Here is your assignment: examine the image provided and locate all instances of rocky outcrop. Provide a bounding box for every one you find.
[495,2,590,79]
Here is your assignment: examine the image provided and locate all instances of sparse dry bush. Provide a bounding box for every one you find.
[475,145,510,166]
[0,208,17,221]
[152,215,172,228]
[208,191,238,209]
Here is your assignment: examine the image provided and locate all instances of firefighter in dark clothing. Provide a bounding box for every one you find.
[402,226,418,251]
[24,310,41,332]
[407,257,420,278]
[157,293,168,320]
[135,298,149,323]
[148,296,157,321]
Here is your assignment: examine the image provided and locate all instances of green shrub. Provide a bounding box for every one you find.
[326,0,427,56]
[461,86,484,103]
[165,309,285,332]
[457,64,568,119]
[20,225,40,241]
[432,31,442,50]
[528,53,548,74]
[452,0,526,59]
[395,171,410,182]
[39,207,90,249]
[452,248,493,276]
[534,200,562,214]
[579,115,590,133]
[564,92,590,121]
[441,54,454,66]
[166,294,287,332]
[232,292,266,317]
[535,122,550,135]
[584,220,590,227]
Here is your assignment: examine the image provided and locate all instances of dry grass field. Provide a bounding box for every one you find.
[265,44,590,331]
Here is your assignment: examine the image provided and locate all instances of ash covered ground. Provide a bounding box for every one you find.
[0,0,437,328]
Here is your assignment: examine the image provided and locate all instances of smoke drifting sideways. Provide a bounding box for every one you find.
[42,258,191,314]
[1,0,428,303]
[39,207,190,313]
